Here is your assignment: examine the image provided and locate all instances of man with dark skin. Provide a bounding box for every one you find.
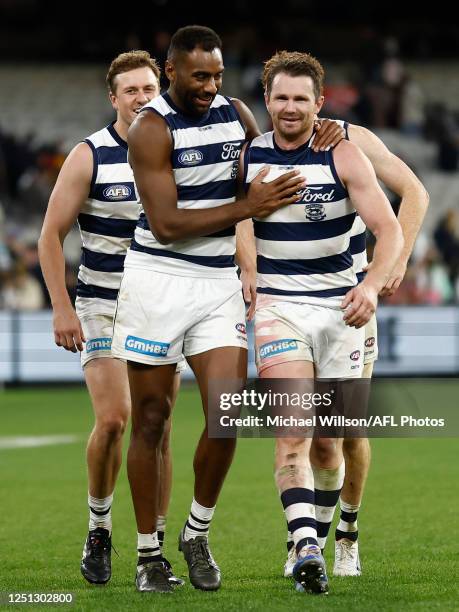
[110,26,328,593]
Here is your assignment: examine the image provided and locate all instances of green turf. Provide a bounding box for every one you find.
[0,384,458,611]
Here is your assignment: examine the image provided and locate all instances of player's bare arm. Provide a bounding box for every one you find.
[236,219,257,320]
[348,124,429,296]
[236,148,258,321]
[231,97,262,140]
[235,144,258,320]
[38,142,92,352]
[234,144,259,320]
[333,139,404,328]
[128,111,306,244]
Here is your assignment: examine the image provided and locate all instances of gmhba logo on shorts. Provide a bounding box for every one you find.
[103,184,132,200]
[125,335,170,356]
[86,337,112,353]
[259,339,298,359]
[178,149,203,166]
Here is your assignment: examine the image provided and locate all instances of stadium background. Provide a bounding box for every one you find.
[1,2,458,610]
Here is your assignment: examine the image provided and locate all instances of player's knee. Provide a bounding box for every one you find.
[312,437,340,465]
[136,411,169,445]
[132,395,172,445]
[96,410,128,441]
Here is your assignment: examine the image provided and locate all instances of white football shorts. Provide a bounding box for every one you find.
[254,301,365,379]
[363,313,378,364]
[76,296,187,371]
[111,268,248,366]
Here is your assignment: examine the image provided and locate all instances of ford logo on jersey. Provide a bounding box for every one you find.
[222,142,241,160]
[259,339,298,359]
[125,335,170,356]
[103,184,132,200]
[178,149,203,166]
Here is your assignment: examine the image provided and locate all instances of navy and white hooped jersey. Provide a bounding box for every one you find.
[335,119,368,281]
[125,92,245,278]
[244,131,357,308]
[76,123,139,302]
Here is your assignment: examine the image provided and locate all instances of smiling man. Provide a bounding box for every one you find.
[242,51,403,595]
[110,26,309,593]
[38,51,183,587]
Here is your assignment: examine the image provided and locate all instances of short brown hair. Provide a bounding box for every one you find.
[262,51,324,100]
[106,50,161,94]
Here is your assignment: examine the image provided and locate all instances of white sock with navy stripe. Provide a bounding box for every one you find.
[183,498,215,541]
[335,499,360,542]
[312,461,345,550]
[88,493,113,534]
[137,532,162,566]
[286,523,294,553]
[280,487,318,556]
[157,515,166,550]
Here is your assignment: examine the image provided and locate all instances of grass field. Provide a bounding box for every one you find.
[1,384,458,611]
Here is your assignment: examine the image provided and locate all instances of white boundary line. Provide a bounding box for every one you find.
[0,435,81,450]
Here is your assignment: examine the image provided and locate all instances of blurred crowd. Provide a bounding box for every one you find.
[1,28,459,310]
[373,209,459,306]
[0,134,72,310]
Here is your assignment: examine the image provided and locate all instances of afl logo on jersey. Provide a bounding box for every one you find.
[350,350,361,361]
[178,149,203,166]
[103,185,132,200]
[304,202,326,221]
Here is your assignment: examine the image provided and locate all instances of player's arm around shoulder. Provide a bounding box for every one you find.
[312,118,346,151]
[38,141,93,352]
[347,124,429,202]
[333,140,403,328]
[230,97,262,140]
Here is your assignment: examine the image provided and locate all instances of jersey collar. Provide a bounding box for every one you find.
[107,122,128,149]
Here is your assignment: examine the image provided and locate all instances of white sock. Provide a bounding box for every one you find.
[88,493,113,533]
[184,498,215,541]
[312,461,345,550]
[336,499,360,542]
[280,484,318,555]
[137,532,162,565]
[157,515,166,549]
